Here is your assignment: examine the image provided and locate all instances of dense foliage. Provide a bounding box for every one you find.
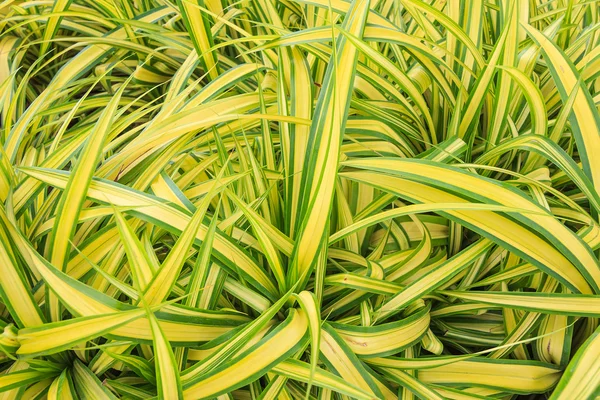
[0,0,599,398]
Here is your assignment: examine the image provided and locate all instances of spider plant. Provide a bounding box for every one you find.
[0,0,599,398]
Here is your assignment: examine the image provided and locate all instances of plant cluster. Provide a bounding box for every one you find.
[0,0,599,398]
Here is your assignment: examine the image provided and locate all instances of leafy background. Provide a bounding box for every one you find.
[0,0,599,398]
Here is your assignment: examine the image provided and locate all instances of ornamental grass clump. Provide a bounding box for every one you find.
[0,0,599,398]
